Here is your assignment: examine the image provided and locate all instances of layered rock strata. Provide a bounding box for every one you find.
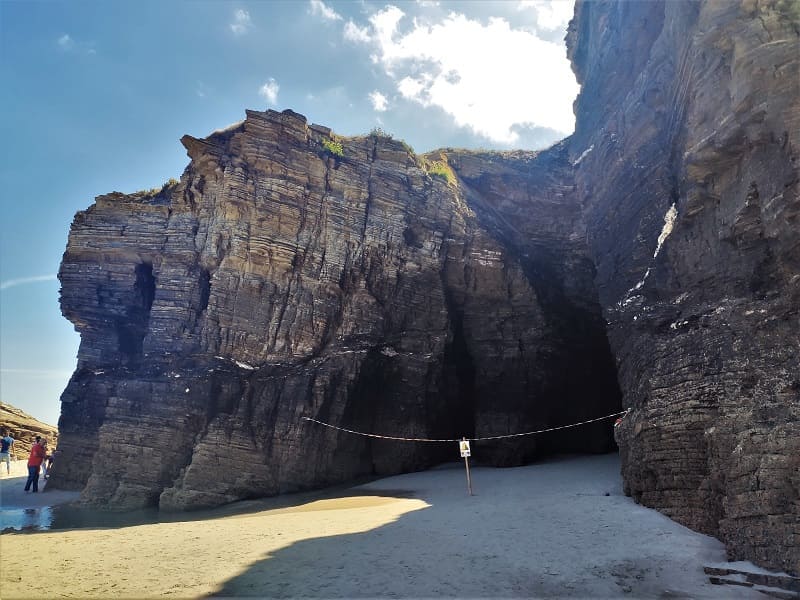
[52,0,799,577]
[0,402,59,462]
[568,0,799,575]
[53,110,620,511]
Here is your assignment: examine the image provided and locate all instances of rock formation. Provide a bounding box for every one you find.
[52,114,620,512]
[51,0,798,577]
[568,0,799,576]
[0,402,59,462]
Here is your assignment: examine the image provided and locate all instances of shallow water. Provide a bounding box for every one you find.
[1,501,244,532]
[1,506,56,531]
[0,504,166,532]
[1,480,414,533]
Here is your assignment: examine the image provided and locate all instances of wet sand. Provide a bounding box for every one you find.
[1,462,81,533]
[1,472,80,511]
[0,454,766,599]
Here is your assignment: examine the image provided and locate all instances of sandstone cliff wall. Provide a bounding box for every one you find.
[567,0,799,574]
[0,402,58,462]
[53,110,620,511]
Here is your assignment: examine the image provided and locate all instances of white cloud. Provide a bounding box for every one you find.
[0,274,58,291]
[369,91,389,112]
[365,7,578,143]
[56,33,95,54]
[518,1,574,32]
[211,120,245,136]
[57,34,74,50]
[309,0,342,21]
[370,6,405,64]
[398,76,426,98]
[259,78,280,105]
[230,9,253,36]
[343,20,371,43]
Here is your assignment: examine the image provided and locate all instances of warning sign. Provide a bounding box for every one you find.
[459,439,471,458]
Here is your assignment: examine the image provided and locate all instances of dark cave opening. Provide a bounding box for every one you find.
[197,268,211,316]
[442,307,477,441]
[136,263,156,309]
[116,262,156,363]
[437,169,623,463]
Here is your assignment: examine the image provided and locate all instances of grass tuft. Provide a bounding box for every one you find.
[424,159,457,186]
[322,138,344,157]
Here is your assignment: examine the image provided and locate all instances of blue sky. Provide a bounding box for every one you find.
[0,0,577,426]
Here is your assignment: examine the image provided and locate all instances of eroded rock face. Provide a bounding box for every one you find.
[568,0,799,575]
[0,402,58,461]
[52,110,620,511]
[52,0,798,577]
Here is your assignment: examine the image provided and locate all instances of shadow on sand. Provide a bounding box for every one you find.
[205,456,751,599]
[207,460,628,599]
[205,503,573,599]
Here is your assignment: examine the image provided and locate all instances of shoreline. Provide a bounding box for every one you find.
[1,467,81,533]
[2,457,79,503]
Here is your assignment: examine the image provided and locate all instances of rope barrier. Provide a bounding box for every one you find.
[301,408,631,443]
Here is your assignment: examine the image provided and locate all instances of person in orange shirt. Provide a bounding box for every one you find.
[24,436,47,493]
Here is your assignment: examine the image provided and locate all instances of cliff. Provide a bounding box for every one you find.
[0,402,59,461]
[567,0,799,575]
[52,0,798,576]
[53,113,620,511]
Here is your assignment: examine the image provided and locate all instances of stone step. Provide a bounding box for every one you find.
[705,566,800,598]
[708,575,753,587]
[753,588,800,600]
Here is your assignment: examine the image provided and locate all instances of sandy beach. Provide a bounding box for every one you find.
[1,459,80,510]
[0,454,771,599]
